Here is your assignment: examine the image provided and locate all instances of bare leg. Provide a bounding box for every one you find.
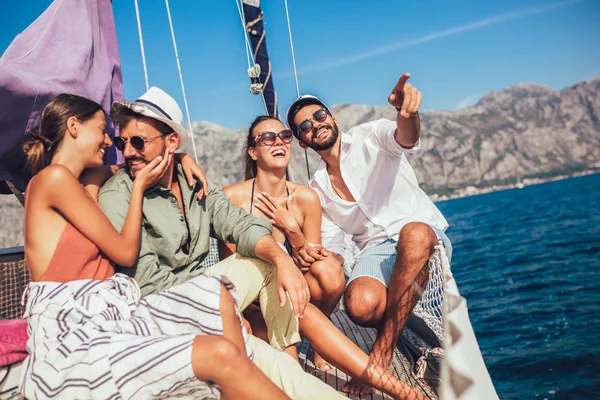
[344,222,436,396]
[242,304,299,361]
[300,304,427,400]
[239,287,426,398]
[303,256,345,370]
[191,336,290,400]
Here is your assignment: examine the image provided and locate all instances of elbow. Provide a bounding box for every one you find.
[124,248,138,267]
[116,246,139,267]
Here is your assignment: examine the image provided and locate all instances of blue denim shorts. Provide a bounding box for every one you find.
[347,225,452,288]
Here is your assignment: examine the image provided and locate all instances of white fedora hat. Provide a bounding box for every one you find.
[112,86,189,150]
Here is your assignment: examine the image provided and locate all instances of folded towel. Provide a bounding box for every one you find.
[0,319,28,367]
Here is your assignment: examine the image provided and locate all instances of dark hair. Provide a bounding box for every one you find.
[244,115,280,180]
[23,94,104,175]
[110,104,173,135]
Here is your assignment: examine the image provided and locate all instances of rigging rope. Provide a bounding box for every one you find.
[283,0,309,179]
[235,0,254,71]
[133,0,149,91]
[164,0,199,163]
[235,0,269,115]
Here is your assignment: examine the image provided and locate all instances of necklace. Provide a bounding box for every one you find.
[254,179,288,198]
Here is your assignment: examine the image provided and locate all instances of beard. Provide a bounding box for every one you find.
[305,122,339,151]
[126,141,167,178]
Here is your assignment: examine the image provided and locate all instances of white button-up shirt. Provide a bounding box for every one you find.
[308,119,448,256]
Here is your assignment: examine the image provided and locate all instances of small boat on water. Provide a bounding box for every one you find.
[0,1,498,398]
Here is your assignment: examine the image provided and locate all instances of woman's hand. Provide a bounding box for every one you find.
[292,243,328,271]
[134,147,173,191]
[177,153,209,199]
[254,192,300,233]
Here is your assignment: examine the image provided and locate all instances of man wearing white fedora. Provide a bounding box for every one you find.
[98,87,342,399]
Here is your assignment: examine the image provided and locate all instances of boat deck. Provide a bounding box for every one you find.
[1,250,441,399]
[298,310,440,399]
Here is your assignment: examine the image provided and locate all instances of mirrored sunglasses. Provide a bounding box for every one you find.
[254,129,294,146]
[113,134,166,151]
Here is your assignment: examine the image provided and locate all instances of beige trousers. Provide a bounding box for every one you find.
[249,335,345,399]
[203,254,344,399]
[202,253,301,351]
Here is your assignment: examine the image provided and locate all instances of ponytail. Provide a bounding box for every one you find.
[22,94,104,175]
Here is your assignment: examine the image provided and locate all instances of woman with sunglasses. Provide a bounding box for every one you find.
[219,115,427,400]
[20,94,290,400]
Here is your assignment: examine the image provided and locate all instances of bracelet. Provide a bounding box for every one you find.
[395,107,419,117]
[291,241,306,252]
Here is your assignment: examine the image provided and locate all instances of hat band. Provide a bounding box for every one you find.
[133,99,173,121]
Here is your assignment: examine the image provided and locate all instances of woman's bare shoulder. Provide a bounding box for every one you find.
[28,165,78,195]
[289,183,320,206]
[222,179,253,206]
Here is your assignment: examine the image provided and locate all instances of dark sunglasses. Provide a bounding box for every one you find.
[254,129,294,146]
[113,134,166,152]
[297,108,328,135]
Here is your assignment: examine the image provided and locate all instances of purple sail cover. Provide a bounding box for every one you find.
[0,0,124,191]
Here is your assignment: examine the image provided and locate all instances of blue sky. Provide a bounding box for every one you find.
[2,0,599,129]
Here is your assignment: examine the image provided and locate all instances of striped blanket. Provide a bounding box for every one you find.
[19,273,250,399]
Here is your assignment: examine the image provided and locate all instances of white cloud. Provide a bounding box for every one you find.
[455,95,482,109]
[278,0,586,77]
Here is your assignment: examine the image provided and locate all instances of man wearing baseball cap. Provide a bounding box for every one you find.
[286,73,452,395]
[98,87,343,398]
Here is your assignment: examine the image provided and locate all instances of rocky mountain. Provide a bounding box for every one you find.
[183,76,600,195]
[2,77,599,248]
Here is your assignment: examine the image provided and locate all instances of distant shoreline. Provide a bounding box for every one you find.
[432,169,600,203]
[1,169,599,248]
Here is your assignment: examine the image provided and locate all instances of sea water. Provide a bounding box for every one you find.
[437,173,600,399]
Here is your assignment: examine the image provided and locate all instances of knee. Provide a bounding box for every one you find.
[209,337,241,363]
[309,256,345,294]
[344,281,385,325]
[398,222,437,253]
[192,336,249,380]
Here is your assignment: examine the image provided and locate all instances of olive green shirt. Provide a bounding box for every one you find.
[98,163,272,296]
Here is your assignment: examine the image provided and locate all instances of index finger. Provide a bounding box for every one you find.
[195,170,208,199]
[289,289,301,317]
[395,73,411,92]
[305,246,324,261]
[256,195,276,213]
[156,149,172,173]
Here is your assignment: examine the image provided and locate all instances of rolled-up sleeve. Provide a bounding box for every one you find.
[321,211,346,256]
[207,185,272,257]
[370,119,421,157]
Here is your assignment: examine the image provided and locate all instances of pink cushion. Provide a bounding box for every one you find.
[0,319,28,367]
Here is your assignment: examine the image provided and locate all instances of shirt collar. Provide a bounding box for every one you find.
[143,161,189,194]
[310,131,350,190]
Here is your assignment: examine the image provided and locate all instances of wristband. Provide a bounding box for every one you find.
[395,107,419,117]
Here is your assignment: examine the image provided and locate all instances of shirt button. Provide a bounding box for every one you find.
[179,216,184,222]
[171,198,176,203]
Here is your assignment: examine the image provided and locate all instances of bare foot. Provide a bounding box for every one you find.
[342,378,375,396]
[313,350,334,371]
